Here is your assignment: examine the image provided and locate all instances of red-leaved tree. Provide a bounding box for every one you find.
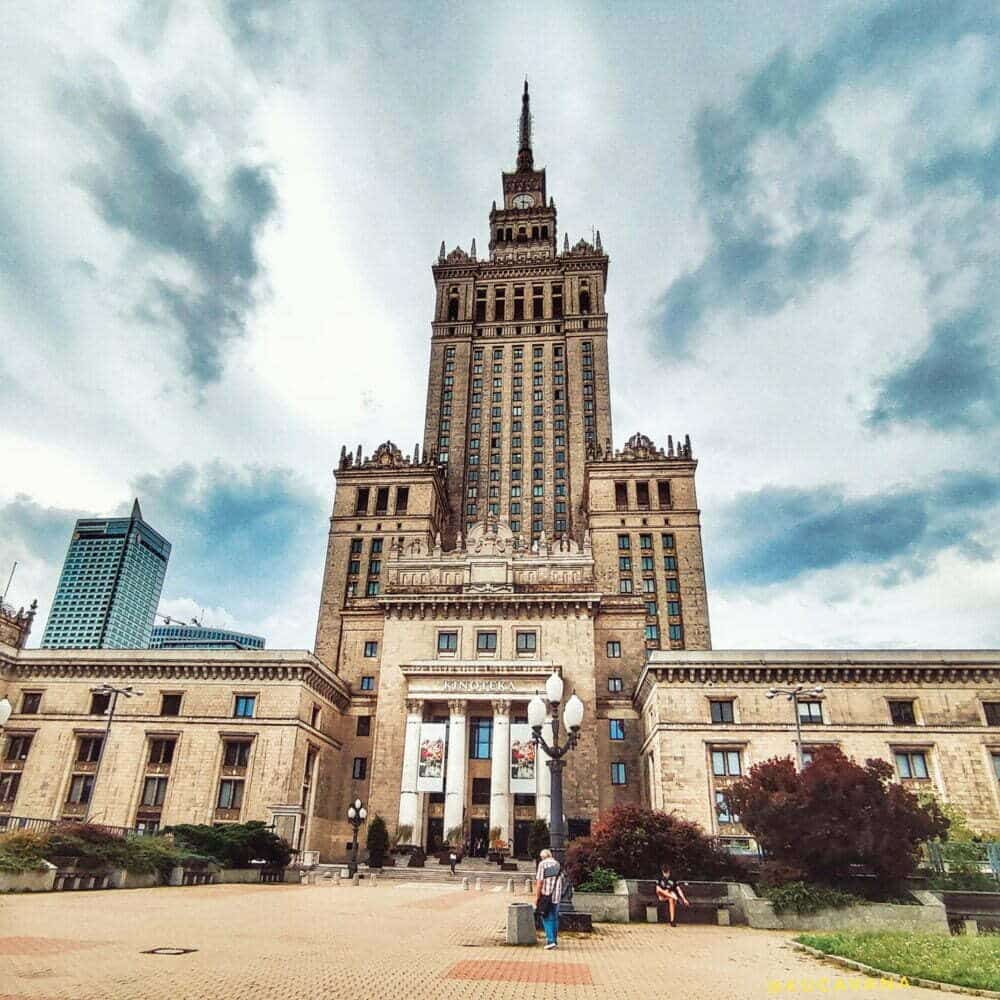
[726,746,948,889]
[566,804,745,883]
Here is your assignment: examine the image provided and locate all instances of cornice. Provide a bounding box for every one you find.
[381,592,601,619]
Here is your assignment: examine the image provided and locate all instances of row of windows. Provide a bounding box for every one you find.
[615,481,672,511]
[618,533,675,551]
[706,698,1000,728]
[12,690,259,720]
[354,487,409,517]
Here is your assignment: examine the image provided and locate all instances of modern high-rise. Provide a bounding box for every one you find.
[149,625,265,650]
[41,500,171,649]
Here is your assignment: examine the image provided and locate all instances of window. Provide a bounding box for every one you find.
[366,581,380,597]
[311,705,321,728]
[609,720,625,741]
[516,631,537,654]
[663,556,678,570]
[992,752,1000,781]
[90,691,111,715]
[67,774,95,804]
[360,676,375,691]
[160,693,182,716]
[469,717,492,759]
[476,631,498,654]
[608,677,623,693]
[983,702,1000,726]
[640,533,652,549]
[798,700,824,725]
[644,624,660,642]
[610,762,627,785]
[661,533,675,550]
[395,487,409,514]
[223,741,251,768]
[375,487,389,515]
[148,738,175,765]
[617,534,630,550]
[141,776,168,807]
[711,749,742,776]
[666,579,679,593]
[711,700,734,724]
[614,482,628,510]
[356,716,371,737]
[217,779,245,810]
[619,556,632,570]
[352,757,368,780]
[350,538,363,554]
[364,641,379,658]
[895,750,929,780]
[472,777,491,804]
[636,482,650,509]
[20,692,41,714]
[607,641,622,658]
[355,487,369,515]
[77,736,103,762]
[715,790,738,824]
[657,480,672,507]
[619,578,633,594]
[668,624,683,641]
[437,631,458,655]
[641,556,654,571]
[667,601,681,616]
[0,772,20,803]
[234,695,256,718]
[889,700,916,725]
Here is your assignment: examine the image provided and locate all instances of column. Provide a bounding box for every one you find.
[397,699,423,842]
[535,718,553,822]
[443,699,467,842]
[489,700,511,845]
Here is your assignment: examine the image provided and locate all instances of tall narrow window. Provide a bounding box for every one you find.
[513,286,525,320]
[355,488,370,515]
[532,284,543,318]
[636,482,650,509]
[657,481,672,507]
[395,487,409,514]
[375,487,389,515]
[493,287,506,322]
[552,283,563,319]
[579,279,592,314]
[614,482,628,511]
[475,288,487,322]
[447,287,459,321]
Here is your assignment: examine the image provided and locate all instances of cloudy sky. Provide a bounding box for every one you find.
[1,0,997,650]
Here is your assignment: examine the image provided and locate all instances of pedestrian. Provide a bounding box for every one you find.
[534,848,564,950]
[449,848,458,875]
[654,864,690,927]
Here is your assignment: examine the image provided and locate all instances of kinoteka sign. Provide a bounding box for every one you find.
[441,679,517,693]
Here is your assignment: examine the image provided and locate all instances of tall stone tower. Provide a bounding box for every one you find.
[313,84,710,859]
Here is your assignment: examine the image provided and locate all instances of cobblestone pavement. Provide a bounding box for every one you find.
[1,881,946,999]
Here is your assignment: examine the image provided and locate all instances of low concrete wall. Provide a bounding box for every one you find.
[0,862,56,892]
[218,868,262,883]
[122,871,160,889]
[737,885,949,933]
[574,881,631,923]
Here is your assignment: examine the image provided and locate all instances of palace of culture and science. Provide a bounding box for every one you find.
[2,86,998,859]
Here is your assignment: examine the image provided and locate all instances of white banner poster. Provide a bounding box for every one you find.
[509,724,537,794]
[416,722,447,793]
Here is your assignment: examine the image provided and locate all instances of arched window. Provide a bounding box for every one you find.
[496,227,504,242]
[505,227,513,241]
[531,225,539,240]
[541,225,549,239]
[517,226,527,243]
[579,279,592,315]
[447,287,459,322]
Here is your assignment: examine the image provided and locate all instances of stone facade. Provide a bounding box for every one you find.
[637,651,1000,840]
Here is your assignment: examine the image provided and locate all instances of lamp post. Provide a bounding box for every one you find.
[528,671,585,867]
[86,684,143,823]
[0,697,11,729]
[347,797,367,877]
[766,685,824,771]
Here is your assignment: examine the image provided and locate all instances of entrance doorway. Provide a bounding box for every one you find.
[469,818,489,857]
[513,820,531,859]
[426,817,444,854]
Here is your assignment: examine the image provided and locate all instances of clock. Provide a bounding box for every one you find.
[512,194,534,209]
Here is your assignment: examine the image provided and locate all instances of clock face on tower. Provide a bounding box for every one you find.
[512,193,534,209]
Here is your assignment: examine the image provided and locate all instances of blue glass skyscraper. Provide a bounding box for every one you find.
[41,500,171,649]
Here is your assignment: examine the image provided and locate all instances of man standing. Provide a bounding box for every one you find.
[534,848,564,949]
[655,864,690,926]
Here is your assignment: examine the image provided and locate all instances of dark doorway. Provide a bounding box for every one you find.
[513,820,531,859]
[469,818,489,857]
[426,817,444,854]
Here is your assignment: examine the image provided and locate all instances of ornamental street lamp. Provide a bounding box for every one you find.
[528,671,585,867]
[766,685,824,772]
[86,684,143,823]
[0,697,11,728]
[347,797,367,876]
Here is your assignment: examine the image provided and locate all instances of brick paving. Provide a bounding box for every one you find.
[0,881,950,999]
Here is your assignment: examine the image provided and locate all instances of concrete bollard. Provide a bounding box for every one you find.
[370,874,377,886]
[506,903,537,945]
[462,877,469,891]
[524,878,532,895]
[476,877,483,892]
[963,918,979,937]
[506,878,514,893]
[716,907,731,926]
[646,905,659,923]
[352,873,360,886]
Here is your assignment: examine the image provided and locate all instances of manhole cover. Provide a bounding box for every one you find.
[142,947,197,956]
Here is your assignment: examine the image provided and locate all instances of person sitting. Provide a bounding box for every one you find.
[654,864,690,927]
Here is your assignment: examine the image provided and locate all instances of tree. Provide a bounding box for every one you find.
[527,819,549,861]
[726,746,949,890]
[565,804,741,883]
[366,814,390,868]
[165,822,291,868]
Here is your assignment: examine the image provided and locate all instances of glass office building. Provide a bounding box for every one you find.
[41,500,171,649]
[149,626,265,650]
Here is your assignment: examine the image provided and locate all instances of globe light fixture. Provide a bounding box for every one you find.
[347,797,367,877]
[767,684,826,771]
[0,697,11,727]
[563,692,584,731]
[527,693,547,729]
[544,671,564,705]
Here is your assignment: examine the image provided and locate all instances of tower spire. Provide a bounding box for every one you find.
[517,78,533,172]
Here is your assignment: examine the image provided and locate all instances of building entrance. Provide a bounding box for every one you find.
[513,820,531,859]
[469,818,489,857]
[426,817,444,854]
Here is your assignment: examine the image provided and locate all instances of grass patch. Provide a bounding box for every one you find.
[797,931,1000,992]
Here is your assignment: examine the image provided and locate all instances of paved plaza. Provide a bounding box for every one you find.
[2,881,947,999]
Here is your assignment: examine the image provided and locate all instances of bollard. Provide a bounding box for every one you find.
[370,874,377,886]
[352,873,360,886]
[524,878,532,895]
[506,902,537,946]
[506,878,514,893]
[963,919,979,937]
[476,877,483,892]
[462,877,469,891]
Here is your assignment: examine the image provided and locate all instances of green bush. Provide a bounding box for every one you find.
[164,822,291,868]
[366,815,390,868]
[575,866,620,893]
[924,870,999,892]
[0,830,51,873]
[762,881,860,915]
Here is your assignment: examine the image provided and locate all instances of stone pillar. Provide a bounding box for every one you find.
[397,699,424,840]
[443,699,468,843]
[535,719,553,822]
[489,700,511,845]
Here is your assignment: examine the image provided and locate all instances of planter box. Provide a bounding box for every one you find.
[219,868,263,884]
[0,862,56,892]
[736,884,949,933]
[122,871,160,889]
[574,883,630,923]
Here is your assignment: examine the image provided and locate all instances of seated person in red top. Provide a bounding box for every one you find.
[655,864,689,927]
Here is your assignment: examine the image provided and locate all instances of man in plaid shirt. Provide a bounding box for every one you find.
[534,849,564,949]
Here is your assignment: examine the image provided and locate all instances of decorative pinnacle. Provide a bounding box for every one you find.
[517,79,533,172]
